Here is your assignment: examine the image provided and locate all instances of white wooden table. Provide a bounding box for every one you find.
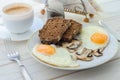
[0,0,120,80]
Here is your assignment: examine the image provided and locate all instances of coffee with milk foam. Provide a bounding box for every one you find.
[4,6,31,15]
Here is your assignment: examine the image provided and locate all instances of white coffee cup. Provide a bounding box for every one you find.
[1,3,34,34]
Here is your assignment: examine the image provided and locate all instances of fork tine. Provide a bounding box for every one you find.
[4,37,31,80]
[4,36,12,53]
[4,37,13,55]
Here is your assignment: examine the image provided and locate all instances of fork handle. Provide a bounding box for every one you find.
[20,65,32,80]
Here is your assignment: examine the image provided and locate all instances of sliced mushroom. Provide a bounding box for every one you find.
[67,43,79,50]
[76,48,93,61]
[66,40,82,49]
[99,47,105,52]
[67,49,77,53]
[76,47,87,55]
[93,51,102,57]
[62,40,82,53]
[93,47,105,57]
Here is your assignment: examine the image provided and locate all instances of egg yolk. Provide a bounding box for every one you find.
[91,32,108,44]
[37,44,55,56]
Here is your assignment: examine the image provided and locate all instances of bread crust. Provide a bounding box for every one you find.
[39,17,70,44]
[39,18,82,44]
[62,20,82,42]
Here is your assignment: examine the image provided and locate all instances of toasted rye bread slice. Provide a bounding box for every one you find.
[39,17,70,44]
[62,20,82,42]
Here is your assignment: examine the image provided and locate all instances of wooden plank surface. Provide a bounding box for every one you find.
[0,40,75,80]
[54,59,120,80]
[0,0,120,80]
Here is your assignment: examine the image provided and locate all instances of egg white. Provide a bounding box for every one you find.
[80,26,109,50]
[32,44,79,67]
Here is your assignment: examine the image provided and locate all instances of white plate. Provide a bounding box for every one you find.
[0,17,43,41]
[27,30,119,70]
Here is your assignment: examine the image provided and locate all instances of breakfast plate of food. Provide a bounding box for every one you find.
[27,17,118,70]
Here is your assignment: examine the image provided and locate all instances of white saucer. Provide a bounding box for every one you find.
[0,17,44,41]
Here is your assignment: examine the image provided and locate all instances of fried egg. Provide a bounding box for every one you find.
[80,26,109,50]
[32,44,79,67]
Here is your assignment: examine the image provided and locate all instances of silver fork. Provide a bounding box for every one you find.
[4,38,32,80]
